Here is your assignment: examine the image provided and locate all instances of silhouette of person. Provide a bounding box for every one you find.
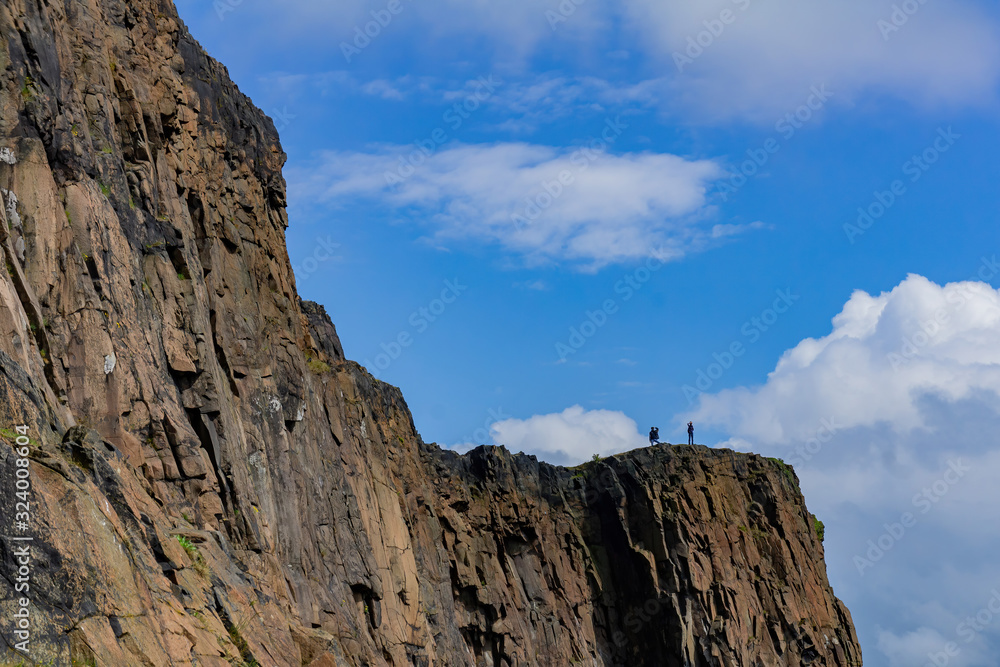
[649,427,660,445]
[687,421,694,445]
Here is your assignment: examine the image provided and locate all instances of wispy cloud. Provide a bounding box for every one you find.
[482,75,665,131]
[624,0,1000,120]
[257,71,432,101]
[241,0,999,123]
[287,142,752,269]
[513,279,550,291]
[360,78,408,100]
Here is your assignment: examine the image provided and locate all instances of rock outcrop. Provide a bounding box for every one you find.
[0,0,862,665]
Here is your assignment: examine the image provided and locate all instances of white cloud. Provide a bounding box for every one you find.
[484,405,648,466]
[288,143,740,269]
[681,272,1000,663]
[689,273,1000,443]
[624,0,1000,120]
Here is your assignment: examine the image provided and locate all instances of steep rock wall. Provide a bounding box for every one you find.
[0,1,862,665]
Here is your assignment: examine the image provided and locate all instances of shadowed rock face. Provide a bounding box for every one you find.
[0,0,862,665]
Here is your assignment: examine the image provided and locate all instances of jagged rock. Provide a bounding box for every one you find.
[0,0,862,665]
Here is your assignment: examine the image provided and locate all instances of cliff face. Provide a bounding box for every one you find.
[0,1,861,665]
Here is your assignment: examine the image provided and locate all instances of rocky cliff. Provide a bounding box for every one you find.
[0,1,862,665]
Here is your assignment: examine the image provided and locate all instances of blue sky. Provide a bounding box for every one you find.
[175,1,1000,664]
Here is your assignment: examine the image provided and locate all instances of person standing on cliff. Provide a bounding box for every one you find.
[649,427,659,445]
[687,422,694,445]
